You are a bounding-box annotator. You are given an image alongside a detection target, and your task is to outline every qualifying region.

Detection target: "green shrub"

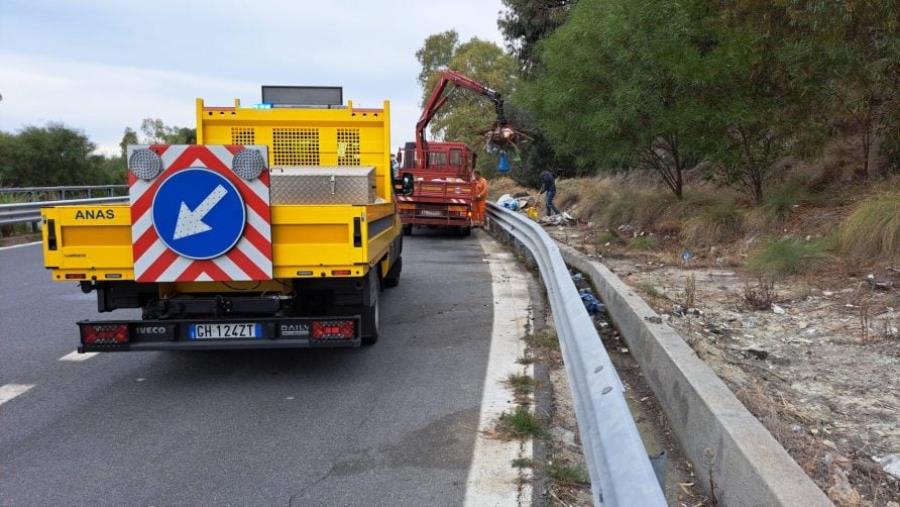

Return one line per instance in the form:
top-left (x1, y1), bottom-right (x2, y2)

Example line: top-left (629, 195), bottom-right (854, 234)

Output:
top-left (629, 236), bottom-right (657, 250)
top-left (746, 237), bottom-right (829, 276)
top-left (497, 406), bottom-right (545, 439)
top-left (547, 463), bottom-right (590, 486)
top-left (762, 179), bottom-right (809, 220)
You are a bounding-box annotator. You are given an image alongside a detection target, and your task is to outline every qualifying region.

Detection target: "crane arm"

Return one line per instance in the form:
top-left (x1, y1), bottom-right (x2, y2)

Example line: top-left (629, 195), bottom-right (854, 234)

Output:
top-left (415, 70), bottom-right (506, 166)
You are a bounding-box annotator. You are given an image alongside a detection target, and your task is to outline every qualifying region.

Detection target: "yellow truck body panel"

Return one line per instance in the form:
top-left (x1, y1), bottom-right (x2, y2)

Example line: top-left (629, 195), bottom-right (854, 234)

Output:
top-left (42, 98), bottom-right (401, 286)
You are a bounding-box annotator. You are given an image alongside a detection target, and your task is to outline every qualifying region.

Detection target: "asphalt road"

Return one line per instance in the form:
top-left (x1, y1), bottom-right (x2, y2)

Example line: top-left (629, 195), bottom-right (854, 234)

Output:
top-left (0, 232), bottom-right (495, 506)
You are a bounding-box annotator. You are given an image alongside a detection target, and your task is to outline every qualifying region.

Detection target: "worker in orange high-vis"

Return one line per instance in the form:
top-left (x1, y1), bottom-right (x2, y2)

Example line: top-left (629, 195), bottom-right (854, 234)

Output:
top-left (473, 170), bottom-right (489, 227)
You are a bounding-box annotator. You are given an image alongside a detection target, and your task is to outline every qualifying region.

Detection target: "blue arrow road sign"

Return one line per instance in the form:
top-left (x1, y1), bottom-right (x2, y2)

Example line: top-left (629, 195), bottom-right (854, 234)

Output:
top-left (152, 168), bottom-right (246, 260)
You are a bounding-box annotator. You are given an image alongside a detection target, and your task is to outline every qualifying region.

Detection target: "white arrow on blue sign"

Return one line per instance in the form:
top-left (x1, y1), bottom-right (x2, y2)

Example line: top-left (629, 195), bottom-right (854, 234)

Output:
top-left (151, 168), bottom-right (246, 260)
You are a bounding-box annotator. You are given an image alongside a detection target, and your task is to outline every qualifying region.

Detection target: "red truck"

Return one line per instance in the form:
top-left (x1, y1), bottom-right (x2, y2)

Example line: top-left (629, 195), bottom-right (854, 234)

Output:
top-left (395, 70), bottom-right (510, 236)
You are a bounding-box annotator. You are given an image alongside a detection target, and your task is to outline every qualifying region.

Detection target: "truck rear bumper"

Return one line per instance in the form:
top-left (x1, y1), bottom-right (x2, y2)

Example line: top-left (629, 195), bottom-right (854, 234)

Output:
top-left (400, 217), bottom-right (471, 227)
top-left (77, 315), bottom-right (362, 352)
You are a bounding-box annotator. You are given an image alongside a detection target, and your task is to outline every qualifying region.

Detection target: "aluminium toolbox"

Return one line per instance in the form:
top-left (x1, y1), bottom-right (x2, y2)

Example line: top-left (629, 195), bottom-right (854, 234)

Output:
top-left (270, 166), bottom-right (376, 205)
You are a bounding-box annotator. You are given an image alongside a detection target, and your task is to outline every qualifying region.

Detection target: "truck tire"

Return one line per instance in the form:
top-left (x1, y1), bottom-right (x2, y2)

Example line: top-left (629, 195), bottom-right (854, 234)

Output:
top-left (403, 224), bottom-right (413, 236)
top-left (383, 257), bottom-right (401, 288)
top-left (459, 226), bottom-right (472, 237)
top-left (361, 290), bottom-right (380, 346)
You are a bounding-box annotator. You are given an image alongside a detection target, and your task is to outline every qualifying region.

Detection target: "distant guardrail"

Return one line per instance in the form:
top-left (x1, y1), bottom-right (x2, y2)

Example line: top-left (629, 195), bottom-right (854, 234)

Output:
top-left (0, 195), bottom-right (128, 227)
top-left (0, 185), bottom-right (126, 201)
top-left (486, 202), bottom-right (666, 507)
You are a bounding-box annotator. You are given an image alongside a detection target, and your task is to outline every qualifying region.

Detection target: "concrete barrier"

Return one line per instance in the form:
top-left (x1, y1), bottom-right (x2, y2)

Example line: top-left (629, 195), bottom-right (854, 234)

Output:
top-left (558, 243), bottom-right (832, 507)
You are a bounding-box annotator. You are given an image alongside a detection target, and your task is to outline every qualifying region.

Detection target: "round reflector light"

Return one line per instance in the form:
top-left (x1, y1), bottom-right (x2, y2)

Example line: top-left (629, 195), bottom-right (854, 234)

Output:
top-left (128, 148), bottom-right (162, 180)
top-left (232, 149), bottom-right (266, 180)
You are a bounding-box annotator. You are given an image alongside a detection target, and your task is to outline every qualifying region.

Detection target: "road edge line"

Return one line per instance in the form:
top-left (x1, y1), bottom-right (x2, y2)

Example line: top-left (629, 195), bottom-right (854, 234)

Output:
top-left (463, 232), bottom-right (533, 507)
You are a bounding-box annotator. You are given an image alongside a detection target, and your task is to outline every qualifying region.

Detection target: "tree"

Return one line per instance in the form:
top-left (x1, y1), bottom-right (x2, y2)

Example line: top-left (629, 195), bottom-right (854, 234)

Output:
top-left (139, 118), bottom-right (195, 145)
top-left (119, 127), bottom-right (138, 158)
top-left (498, 0), bottom-right (575, 74)
top-left (0, 124), bottom-right (126, 187)
top-left (814, 1), bottom-right (900, 179)
top-left (703, 2), bottom-right (829, 203)
top-left (415, 30), bottom-right (459, 90)
top-left (519, 0), bottom-right (715, 198)
top-left (416, 35), bottom-right (519, 175)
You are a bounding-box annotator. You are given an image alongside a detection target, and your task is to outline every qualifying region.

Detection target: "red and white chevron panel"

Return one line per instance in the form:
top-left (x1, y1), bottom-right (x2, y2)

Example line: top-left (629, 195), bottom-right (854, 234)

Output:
top-left (128, 145), bottom-right (273, 282)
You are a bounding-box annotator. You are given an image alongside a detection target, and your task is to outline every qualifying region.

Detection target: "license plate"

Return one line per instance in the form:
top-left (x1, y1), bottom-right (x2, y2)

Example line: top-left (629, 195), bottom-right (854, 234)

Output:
top-left (189, 323), bottom-right (262, 340)
top-left (421, 210), bottom-right (443, 217)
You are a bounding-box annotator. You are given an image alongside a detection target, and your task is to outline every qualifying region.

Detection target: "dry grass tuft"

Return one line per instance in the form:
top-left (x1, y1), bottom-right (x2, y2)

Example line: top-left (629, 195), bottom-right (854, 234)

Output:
top-left (681, 199), bottom-right (745, 247)
top-left (837, 187), bottom-right (900, 266)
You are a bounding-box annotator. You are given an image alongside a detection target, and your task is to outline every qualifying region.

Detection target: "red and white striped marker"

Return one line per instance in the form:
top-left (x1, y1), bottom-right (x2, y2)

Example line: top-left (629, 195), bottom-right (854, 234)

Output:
top-left (128, 145), bottom-right (273, 282)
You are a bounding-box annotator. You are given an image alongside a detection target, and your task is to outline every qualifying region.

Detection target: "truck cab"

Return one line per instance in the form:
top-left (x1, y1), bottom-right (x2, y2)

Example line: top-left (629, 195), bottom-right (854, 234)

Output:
top-left (395, 141), bottom-right (476, 235)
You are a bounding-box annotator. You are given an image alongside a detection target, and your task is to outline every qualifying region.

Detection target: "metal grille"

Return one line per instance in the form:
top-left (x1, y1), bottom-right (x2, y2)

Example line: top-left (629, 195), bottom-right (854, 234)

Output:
top-left (336, 128), bottom-right (361, 166)
top-left (273, 128), bottom-right (319, 166)
top-left (231, 127), bottom-right (255, 145)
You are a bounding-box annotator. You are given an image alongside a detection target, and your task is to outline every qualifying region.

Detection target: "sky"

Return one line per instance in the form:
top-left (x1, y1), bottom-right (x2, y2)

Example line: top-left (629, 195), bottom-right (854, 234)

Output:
top-left (0, 0), bottom-right (506, 156)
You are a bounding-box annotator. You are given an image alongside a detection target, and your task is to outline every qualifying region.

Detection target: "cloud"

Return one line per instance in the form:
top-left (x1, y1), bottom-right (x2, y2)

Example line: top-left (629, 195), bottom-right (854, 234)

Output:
top-left (0, 0), bottom-right (506, 156)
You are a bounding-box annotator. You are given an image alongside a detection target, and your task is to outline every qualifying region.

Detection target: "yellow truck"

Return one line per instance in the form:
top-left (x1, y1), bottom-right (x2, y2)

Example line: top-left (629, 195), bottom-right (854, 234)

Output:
top-left (41, 86), bottom-right (407, 351)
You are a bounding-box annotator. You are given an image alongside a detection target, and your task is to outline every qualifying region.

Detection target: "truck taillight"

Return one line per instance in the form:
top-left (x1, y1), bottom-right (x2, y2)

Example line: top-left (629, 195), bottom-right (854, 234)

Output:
top-left (311, 320), bottom-right (355, 341)
top-left (82, 324), bottom-right (129, 344)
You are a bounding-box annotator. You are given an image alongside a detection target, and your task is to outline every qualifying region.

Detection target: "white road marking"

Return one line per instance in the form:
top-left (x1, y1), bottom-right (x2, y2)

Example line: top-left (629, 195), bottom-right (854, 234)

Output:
top-left (0, 384), bottom-right (34, 406)
top-left (0, 241), bottom-right (41, 252)
top-left (59, 350), bottom-right (98, 362)
top-left (465, 233), bottom-right (533, 507)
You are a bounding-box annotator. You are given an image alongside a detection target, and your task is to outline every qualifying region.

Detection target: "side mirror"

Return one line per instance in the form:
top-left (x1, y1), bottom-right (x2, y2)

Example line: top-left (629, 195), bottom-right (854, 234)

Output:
top-left (393, 172), bottom-right (414, 196)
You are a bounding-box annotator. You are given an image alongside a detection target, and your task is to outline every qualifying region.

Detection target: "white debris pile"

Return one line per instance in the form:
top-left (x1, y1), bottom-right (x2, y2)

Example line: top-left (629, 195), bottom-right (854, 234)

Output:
top-left (496, 193), bottom-right (535, 211)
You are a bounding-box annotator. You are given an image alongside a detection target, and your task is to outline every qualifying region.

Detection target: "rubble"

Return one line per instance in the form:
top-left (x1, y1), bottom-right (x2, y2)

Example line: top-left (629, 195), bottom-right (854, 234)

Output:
top-left (547, 225), bottom-right (900, 503)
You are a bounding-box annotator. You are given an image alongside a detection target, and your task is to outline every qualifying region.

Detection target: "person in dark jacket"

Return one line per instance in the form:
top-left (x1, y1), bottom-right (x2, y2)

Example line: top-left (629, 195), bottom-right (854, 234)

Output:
top-left (538, 169), bottom-right (560, 216)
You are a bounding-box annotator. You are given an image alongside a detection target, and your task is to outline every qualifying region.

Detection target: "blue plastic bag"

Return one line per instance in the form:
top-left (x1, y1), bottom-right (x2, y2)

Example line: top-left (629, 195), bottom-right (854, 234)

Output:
top-left (579, 288), bottom-right (605, 315)
top-left (497, 151), bottom-right (510, 173)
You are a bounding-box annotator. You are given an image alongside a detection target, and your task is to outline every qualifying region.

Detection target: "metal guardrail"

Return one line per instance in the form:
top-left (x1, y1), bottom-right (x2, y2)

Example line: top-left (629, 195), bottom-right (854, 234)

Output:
top-left (487, 203), bottom-right (667, 507)
top-left (0, 196), bottom-right (128, 227)
top-left (0, 185), bottom-right (126, 200)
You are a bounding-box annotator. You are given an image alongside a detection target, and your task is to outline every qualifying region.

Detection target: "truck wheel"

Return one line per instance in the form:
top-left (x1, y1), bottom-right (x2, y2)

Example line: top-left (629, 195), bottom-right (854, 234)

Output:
top-left (383, 257), bottom-right (401, 288)
top-left (459, 226), bottom-right (472, 237)
top-left (361, 291), bottom-right (380, 346)
top-left (403, 224), bottom-right (413, 236)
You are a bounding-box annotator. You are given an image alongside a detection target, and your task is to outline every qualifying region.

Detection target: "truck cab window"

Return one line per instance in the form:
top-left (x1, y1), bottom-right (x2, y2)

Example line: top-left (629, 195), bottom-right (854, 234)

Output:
top-left (450, 149), bottom-right (462, 167)
top-left (428, 151), bottom-right (447, 167)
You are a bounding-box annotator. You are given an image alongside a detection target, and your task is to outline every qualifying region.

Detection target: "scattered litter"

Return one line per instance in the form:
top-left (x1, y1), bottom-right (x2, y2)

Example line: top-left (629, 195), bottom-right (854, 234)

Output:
top-left (772, 304), bottom-right (786, 315)
top-left (571, 272), bottom-right (584, 283)
top-left (682, 250), bottom-right (694, 262)
top-left (497, 194), bottom-right (518, 210)
top-left (867, 274), bottom-right (894, 291)
top-left (874, 454), bottom-right (900, 480)
top-left (539, 211), bottom-right (575, 226)
top-left (580, 289), bottom-right (604, 315)
top-left (645, 315), bottom-right (663, 324)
